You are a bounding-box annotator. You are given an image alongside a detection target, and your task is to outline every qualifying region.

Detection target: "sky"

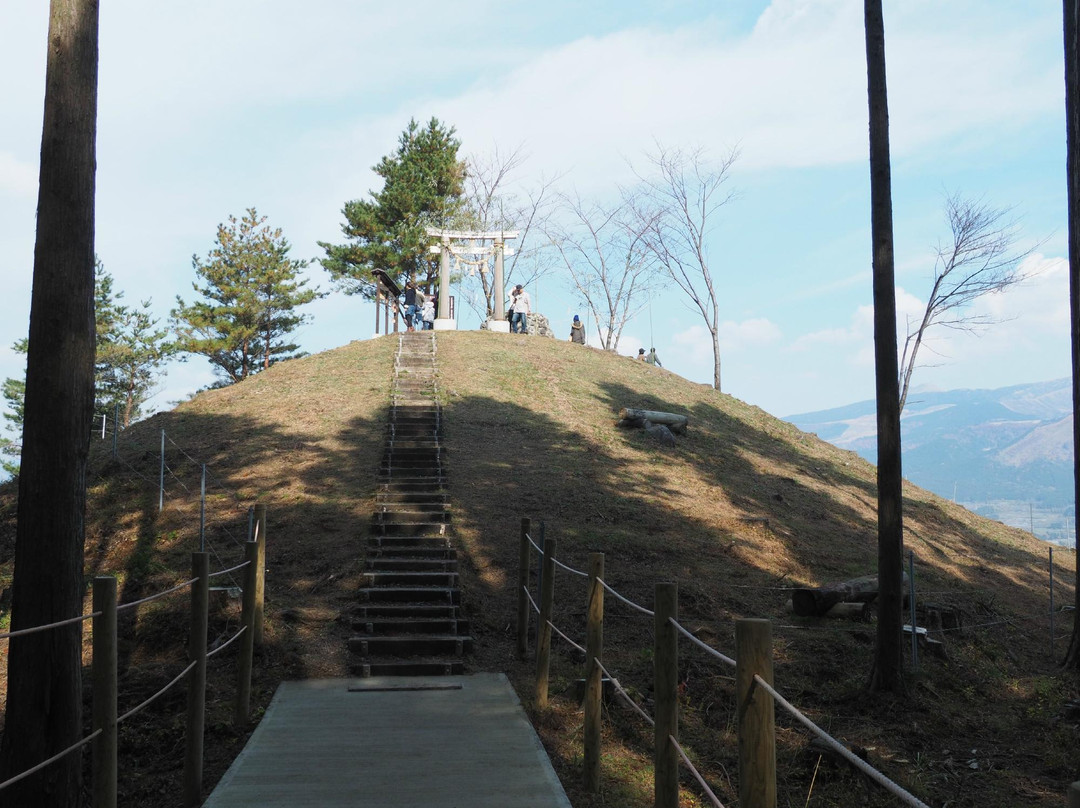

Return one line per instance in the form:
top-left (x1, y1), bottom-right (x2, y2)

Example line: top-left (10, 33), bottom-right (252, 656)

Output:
top-left (0, 0), bottom-right (1071, 425)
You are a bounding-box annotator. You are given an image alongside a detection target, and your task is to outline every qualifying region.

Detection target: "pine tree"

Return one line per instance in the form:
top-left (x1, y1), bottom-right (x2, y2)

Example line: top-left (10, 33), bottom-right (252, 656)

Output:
top-left (172, 208), bottom-right (322, 384)
top-left (319, 117), bottom-right (466, 297)
top-left (0, 339), bottom-right (27, 477)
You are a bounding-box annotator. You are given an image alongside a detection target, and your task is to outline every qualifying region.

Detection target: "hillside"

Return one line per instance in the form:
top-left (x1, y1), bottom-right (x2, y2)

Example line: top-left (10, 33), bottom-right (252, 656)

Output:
top-left (0, 332), bottom-right (1077, 807)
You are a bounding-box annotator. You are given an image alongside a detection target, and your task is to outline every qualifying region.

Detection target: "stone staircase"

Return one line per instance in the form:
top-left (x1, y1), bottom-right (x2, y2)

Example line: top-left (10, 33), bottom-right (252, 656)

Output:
top-left (349, 331), bottom-right (473, 676)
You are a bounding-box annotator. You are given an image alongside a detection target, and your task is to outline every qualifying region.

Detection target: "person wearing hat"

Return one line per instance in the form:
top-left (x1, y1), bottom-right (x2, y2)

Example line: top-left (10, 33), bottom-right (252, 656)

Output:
top-left (637, 348), bottom-right (647, 361)
top-left (569, 314), bottom-right (586, 344)
top-left (510, 283), bottom-right (531, 334)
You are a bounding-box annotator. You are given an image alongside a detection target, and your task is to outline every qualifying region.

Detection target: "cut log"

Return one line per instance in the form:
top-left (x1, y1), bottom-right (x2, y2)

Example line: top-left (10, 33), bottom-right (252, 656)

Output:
top-left (791, 573), bottom-right (908, 618)
top-left (618, 408), bottom-right (688, 434)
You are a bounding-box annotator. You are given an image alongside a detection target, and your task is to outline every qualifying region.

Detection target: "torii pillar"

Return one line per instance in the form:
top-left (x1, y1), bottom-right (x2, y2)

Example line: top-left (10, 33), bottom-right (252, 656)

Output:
top-left (434, 235), bottom-right (456, 330)
top-left (489, 234), bottom-right (510, 333)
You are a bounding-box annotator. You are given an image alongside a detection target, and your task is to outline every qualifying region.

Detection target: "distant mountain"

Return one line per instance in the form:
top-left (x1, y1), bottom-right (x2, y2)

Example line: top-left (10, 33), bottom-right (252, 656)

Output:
top-left (786, 378), bottom-right (1075, 508)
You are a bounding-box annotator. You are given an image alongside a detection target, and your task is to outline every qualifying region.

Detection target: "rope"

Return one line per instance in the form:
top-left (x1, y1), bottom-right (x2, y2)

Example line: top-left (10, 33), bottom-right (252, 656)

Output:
top-left (554, 556), bottom-right (589, 578)
top-left (209, 560), bottom-right (250, 579)
top-left (0, 611), bottom-right (99, 641)
top-left (547, 620), bottom-right (586, 655)
top-left (753, 674), bottom-right (932, 808)
top-left (117, 659), bottom-right (198, 725)
top-left (524, 586), bottom-right (540, 615)
top-left (670, 618), bottom-right (736, 669)
top-left (526, 533), bottom-right (542, 555)
top-left (595, 658), bottom-right (655, 727)
top-left (207, 625), bottom-right (246, 659)
top-left (597, 578), bottom-right (655, 617)
top-left (116, 578), bottom-right (198, 613)
top-left (671, 734), bottom-right (727, 808)
top-left (0, 729), bottom-right (102, 792)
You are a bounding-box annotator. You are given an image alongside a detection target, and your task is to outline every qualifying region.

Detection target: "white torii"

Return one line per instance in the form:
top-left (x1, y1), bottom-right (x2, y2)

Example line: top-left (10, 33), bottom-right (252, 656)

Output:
top-left (426, 228), bottom-right (519, 330)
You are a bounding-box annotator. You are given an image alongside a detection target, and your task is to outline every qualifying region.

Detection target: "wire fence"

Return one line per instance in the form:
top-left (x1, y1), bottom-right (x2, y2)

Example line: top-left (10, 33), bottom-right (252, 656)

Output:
top-left (514, 515), bottom-right (1070, 808)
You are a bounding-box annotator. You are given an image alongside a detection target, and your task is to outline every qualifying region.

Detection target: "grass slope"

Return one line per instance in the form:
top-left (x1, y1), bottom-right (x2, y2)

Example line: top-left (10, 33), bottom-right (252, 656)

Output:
top-left (0, 330), bottom-right (1076, 807)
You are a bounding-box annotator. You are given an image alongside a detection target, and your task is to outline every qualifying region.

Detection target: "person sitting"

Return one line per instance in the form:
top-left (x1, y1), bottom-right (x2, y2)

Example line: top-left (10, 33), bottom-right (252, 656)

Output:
top-left (637, 348), bottom-right (647, 361)
top-left (646, 348), bottom-right (662, 367)
top-left (569, 315), bottom-right (586, 344)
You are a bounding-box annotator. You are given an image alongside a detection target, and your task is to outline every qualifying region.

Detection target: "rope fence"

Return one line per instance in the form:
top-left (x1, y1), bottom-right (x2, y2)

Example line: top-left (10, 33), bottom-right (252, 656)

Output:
top-left (513, 515), bottom-right (1028, 808)
top-left (0, 507), bottom-right (269, 808)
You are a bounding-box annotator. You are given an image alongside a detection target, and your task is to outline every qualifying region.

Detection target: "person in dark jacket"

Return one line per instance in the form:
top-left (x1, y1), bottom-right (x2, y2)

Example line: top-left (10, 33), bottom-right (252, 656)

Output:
top-left (569, 315), bottom-right (586, 344)
top-left (403, 281), bottom-right (418, 331)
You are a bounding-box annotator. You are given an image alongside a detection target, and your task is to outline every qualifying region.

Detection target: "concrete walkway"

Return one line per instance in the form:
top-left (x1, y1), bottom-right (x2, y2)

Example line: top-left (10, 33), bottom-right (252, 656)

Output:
top-left (202, 674), bottom-right (572, 807)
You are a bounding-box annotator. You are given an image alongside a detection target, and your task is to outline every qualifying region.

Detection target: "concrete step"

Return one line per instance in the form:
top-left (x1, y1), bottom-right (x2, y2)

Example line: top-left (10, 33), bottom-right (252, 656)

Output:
top-left (361, 570), bottom-right (459, 587)
top-left (349, 659), bottom-right (465, 677)
top-left (349, 634), bottom-right (474, 656)
top-left (365, 547), bottom-right (457, 562)
top-left (372, 507), bottom-right (451, 522)
top-left (351, 617), bottom-right (470, 635)
top-left (351, 602), bottom-right (461, 619)
top-left (366, 535), bottom-right (453, 550)
top-left (357, 586), bottom-right (460, 604)
top-left (369, 521), bottom-right (448, 537)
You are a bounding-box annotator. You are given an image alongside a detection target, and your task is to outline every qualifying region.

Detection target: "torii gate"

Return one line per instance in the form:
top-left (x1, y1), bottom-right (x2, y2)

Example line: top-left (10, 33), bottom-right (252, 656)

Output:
top-left (426, 228), bottom-right (519, 331)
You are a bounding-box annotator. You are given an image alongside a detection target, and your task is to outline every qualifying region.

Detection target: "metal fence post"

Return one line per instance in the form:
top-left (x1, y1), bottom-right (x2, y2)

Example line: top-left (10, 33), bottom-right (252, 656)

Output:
top-left (737, 618), bottom-right (776, 808)
top-left (235, 541), bottom-right (258, 727)
top-left (517, 517), bottom-right (531, 659)
top-left (535, 535), bottom-right (556, 709)
top-left (93, 576), bottom-right (118, 808)
top-left (159, 429), bottom-right (165, 512)
top-left (654, 583), bottom-right (678, 808)
top-left (184, 552), bottom-right (209, 807)
top-left (253, 504), bottom-right (267, 647)
top-left (583, 552), bottom-right (605, 793)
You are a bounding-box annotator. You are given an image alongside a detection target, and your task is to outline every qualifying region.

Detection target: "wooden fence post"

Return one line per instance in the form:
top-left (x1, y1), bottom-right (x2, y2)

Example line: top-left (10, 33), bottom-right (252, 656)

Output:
top-left (184, 552), bottom-right (209, 808)
top-left (535, 536), bottom-right (557, 708)
top-left (736, 618), bottom-right (776, 808)
top-left (235, 540), bottom-right (258, 727)
top-left (92, 576), bottom-right (118, 808)
top-left (654, 583), bottom-right (679, 808)
top-left (583, 552), bottom-right (605, 793)
top-left (517, 517), bottom-right (532, 659)
top-left (253, 504), bottom-right (267, 647)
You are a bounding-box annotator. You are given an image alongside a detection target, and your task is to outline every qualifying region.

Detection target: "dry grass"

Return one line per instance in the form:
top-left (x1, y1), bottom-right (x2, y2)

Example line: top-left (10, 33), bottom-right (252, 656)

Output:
top-left (0, 330), bottom-right (1077, 807)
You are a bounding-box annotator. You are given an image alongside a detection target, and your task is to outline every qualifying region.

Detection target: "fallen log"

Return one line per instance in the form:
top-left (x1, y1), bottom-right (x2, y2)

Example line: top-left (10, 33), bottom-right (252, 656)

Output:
top-left (617, 408), bottom-right (688, 434)
top-left (791, 573), bottom-right (908, 618)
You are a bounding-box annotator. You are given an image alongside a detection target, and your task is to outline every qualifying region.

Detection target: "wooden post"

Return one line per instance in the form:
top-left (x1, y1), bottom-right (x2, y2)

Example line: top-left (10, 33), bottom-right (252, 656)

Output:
top-left (253, 504), bottom-right (267, 647)
top-left (654, 583), bottom-right (679, 808)
top-left (92, 576), bottom-right (118, 808)
top-left (184, 552), bottom-right (209, 807)
top-left (535, 536), bottom-right (557, 708)
top-left (737, 618), bottom-right (776, 808)
top-left (583, 553), bottom-right (605, 793)
top-left (235, 540), bottom-right (258, 727)
top-left (516, 517), bottom-right (531, 659)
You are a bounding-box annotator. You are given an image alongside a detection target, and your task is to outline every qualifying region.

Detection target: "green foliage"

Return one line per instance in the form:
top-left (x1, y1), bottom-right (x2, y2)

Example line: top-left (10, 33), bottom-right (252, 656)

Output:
top-left (95, 265), bottom-right (174, 426)
top-left (0, 339), bottom-right (27, 477)
top-left (319, 117), bottom-right (466, 299)
top-left (172, 208), bottom-right (323, 385)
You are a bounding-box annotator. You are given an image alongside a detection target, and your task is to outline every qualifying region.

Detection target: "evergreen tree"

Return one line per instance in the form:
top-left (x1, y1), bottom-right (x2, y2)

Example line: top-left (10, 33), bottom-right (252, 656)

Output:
top-left (95, 266), bottom-right (174, 426)
top-left (0, 339), bottom-right (27, 477)
top-left (319, 117), bottom-right (466, 297)
top-left (172, 208), bottom-right (322, 384)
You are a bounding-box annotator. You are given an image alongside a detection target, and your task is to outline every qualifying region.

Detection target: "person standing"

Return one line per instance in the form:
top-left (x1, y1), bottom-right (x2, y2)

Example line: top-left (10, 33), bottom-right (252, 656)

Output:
top-left (510, 283), bottom-right (531, 334)
top-left (403, 280), bottom-right (418, 332)
top-left (421, 298), bottom-right (435, 330)
top-left (569, 315), bottom-right (586, 344)
top-left (646, 348), bottom-right (662, 367)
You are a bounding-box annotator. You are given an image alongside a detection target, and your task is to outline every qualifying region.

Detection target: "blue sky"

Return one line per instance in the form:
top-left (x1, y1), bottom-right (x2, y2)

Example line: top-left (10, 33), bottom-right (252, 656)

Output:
top-left (0, 0), bottom-right (1070, 420)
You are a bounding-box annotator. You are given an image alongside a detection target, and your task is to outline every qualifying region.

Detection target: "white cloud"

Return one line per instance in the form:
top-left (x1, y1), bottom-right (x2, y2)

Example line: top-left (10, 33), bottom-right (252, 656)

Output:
top-left (0, 153), bottom-right (36, 197)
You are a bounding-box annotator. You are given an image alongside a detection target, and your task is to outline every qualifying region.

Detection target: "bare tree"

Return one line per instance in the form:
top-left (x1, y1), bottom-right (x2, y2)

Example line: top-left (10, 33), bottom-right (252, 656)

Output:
top-left (899, 194), bottom-right (1032, 412)
top-left (638, 144), bottom-right (738, 390)
top-left (0, 0), bottom-right (99, 804)
top-left (864, 0), bottom-right (905, 695)
top-left (546, 192), bottom-right (658, 351)
top-left (460, 146), bottom-right (559, 320)
top-left (1062, 0), bottom-right (1080, 670)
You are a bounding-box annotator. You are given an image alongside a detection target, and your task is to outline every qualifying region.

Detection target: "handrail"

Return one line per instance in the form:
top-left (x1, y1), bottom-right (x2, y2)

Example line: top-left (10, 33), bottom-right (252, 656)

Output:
top-left (116, 577), bottom-right (198, 613)
top-left (670, 618), bottom-right (736, 669)
top-left (596, 577), bottom-right (654, 617)
top-left (0, 730), bottom-right (102, 792)
top-left (117, 660), bottom-right (199, 725)
top-left (0, 610), bottom-right (99, 641)
top-left (671, 734), bottom-right (726, 808)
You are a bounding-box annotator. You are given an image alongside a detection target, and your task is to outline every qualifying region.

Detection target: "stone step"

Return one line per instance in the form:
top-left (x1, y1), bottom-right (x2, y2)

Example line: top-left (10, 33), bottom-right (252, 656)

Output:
top-left (370, 521), bottom-right (448, 537)
top-left (357, 586), bottom-right (460, 604)
top-left (365, 546), bottom-right (457, 561)
top-left (365, 558), bottom-right (458, 572)
top-left (372, 507), bottom-right (451, 522)
top-left (361, 570), bottom-right (459, 587)
top-left (349, 634), bottom-right (473, 657)
top-left (366, 535), bottom-right (453, 550)
top-left (376, 493), bottom-right (448, 505)
top-left (349, 659), bottom-right (465, 677)
top-left (376, 482), bottom-right (446, 494)
top-left (351, 617), bottom-right (470, 635)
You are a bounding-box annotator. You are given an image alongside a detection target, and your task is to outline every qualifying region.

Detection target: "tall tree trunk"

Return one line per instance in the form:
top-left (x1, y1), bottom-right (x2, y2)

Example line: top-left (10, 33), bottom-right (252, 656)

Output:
top-left (0, 1), bottom-right (99, 805)
top-left (711, 296), bottom-right (721, 391)
top-left (864, 0), bottom-right (905, 693)
top-left (1062, 0), bottom-right (1080, 669)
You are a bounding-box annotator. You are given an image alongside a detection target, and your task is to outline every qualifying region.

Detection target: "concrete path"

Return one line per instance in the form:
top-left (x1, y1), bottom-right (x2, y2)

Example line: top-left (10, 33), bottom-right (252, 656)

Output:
top-left (202, 674), bottom-right (572, 807)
